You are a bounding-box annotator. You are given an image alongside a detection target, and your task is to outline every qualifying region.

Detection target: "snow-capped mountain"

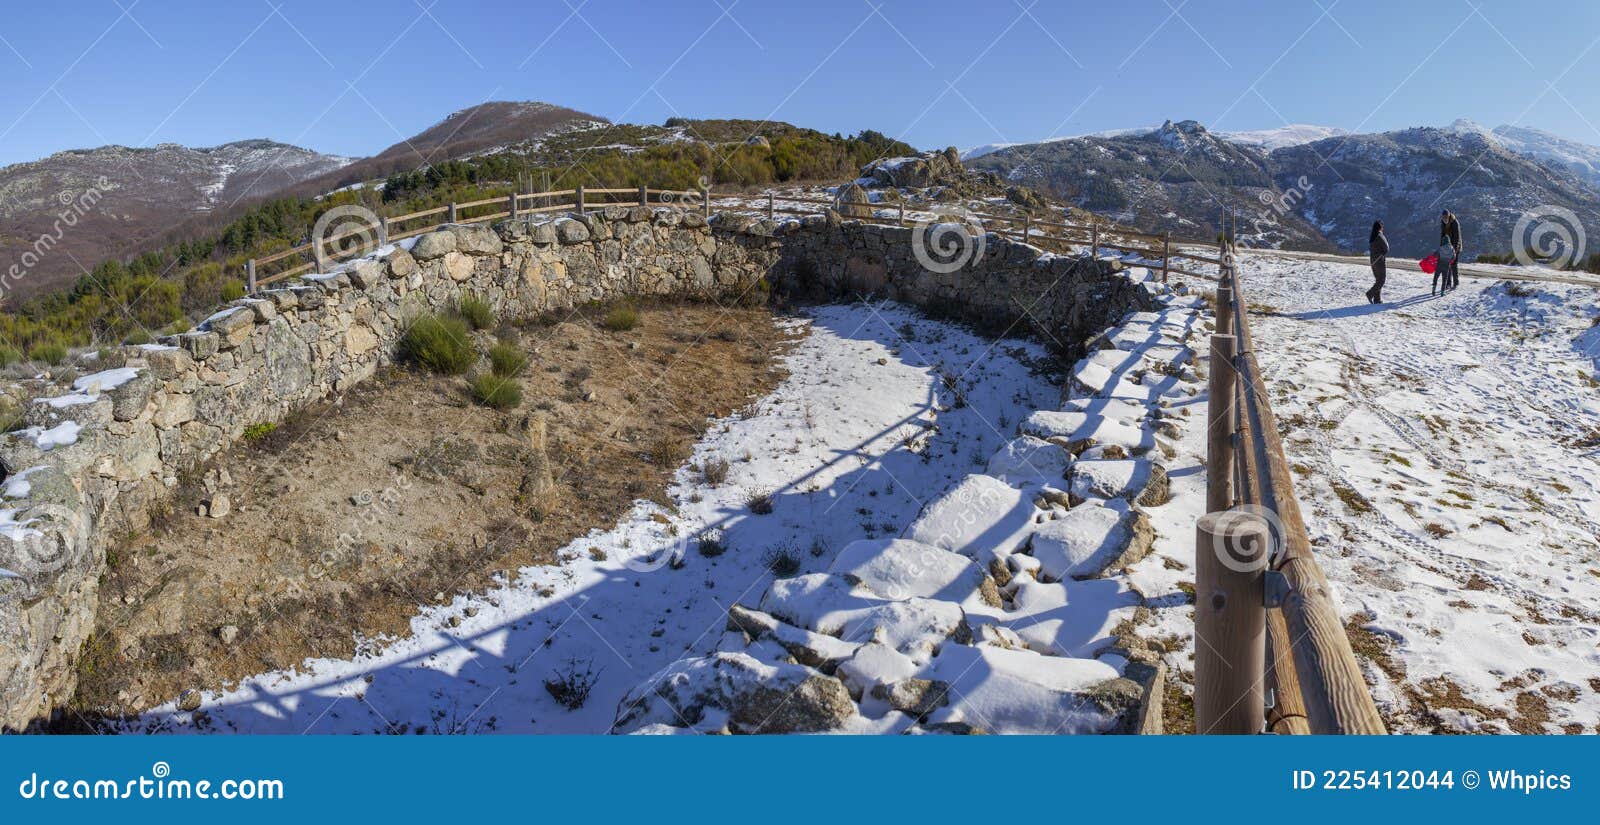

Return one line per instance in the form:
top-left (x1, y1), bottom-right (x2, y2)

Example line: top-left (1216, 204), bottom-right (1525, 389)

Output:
top-left (967, 117), bottom-right (1600, 257)
top-left (1217, 124), bottom-right (1349, 151)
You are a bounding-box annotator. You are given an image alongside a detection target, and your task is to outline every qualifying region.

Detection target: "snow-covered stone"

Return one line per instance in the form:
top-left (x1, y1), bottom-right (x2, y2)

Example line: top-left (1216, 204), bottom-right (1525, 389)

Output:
top-left (612, 652), bottom-right (858, 734)
top-left (984, 435), bottom-right (1071, 486)
top-left (828, 538), bottom-right (1000, 608)
top-left (757, 574), bottom-right (970, 663)
top-left (918, 644), bottom-right (1128, 734)
top-left (1020, 410), bottom-right (1155, 456)
top-left (903, 473), bottom-right (1038, 569)
top-left (1026, 500), bottom-right (1154, 581)
top-left (1069, 458), bottom-right (1170, 506)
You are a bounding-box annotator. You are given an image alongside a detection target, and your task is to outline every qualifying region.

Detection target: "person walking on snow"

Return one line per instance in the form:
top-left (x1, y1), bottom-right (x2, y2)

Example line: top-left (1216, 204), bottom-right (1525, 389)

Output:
top-left (1366, 220), bottom-right (1388, 303)
top-left (1440, 210), bottom-right (1462, 292)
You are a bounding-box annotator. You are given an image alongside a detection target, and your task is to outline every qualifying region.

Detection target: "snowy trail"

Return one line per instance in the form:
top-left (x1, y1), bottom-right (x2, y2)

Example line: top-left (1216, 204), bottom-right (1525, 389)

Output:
top-left (125, 303), bottom-right (1066, 734)
top-left (1240, 254), bottom-right (1600, 733)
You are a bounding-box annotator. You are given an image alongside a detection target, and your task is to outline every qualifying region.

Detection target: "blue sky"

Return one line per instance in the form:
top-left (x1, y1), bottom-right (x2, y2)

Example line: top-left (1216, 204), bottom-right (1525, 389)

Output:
top-left (1, 0), bottom-right (1599, 166)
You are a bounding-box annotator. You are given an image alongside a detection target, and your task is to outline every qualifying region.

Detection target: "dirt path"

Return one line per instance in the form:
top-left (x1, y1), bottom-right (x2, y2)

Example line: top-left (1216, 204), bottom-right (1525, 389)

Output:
top-left (66, 302), bottom-right (799, 724)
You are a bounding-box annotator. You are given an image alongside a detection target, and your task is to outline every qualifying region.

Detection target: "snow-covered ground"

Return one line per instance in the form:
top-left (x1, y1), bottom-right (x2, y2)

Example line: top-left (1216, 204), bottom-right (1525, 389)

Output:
top-left (1238, 255), bottom-right (1600, 733)
top-left (123, 272), bottom-right (1210, 734)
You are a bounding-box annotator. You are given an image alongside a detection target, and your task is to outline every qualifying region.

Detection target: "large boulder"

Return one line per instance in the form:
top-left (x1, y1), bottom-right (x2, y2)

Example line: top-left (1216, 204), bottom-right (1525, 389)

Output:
top-left (612, 652), bottom-right (857, 734)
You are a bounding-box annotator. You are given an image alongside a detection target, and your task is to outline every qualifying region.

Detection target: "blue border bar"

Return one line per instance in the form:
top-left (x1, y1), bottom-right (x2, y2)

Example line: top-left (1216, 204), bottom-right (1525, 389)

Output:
top-left (1, 736), bottom-right (1592, 821)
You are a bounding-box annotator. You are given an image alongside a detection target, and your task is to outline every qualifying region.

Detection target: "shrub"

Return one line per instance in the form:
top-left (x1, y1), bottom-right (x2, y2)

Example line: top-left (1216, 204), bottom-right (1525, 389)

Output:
top-left (488, 343), bottom-right (528, 377)
top-left (398, 314), bottom-right (475, 374)
top-left (544, 658), bottom-right (601, 710)
top-left (646, 436), bottom-right (689, 467)
top-left (0, 346), bottom-right (19, 367)
top-left (701, 456), bottom-right (730, 485)
top-left (746, 488), bottom-right (774, 515)
top-left (457, 292), bottom-right (495, 330)
top-left (29, 342), bottom-right (68, 365)
top-left (696, 528), bottom-right (727, 557)
top-left (220, 279), bottom-right (247, 302)
top-left (243, 422), bottom-right (277, 440)
top-left (763, 547), bottom-right (801, 577)
top-left (123, 328), bottom-right (153, 345)
top-left (602, 305), bottom-right (638, 332)
top-left (472, 373), bottom-right (523, 410)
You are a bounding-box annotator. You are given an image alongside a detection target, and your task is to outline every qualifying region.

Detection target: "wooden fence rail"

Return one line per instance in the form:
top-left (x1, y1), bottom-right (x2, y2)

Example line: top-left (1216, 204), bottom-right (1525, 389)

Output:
top-left (1197, 243), bottom-right (1387, 735)
top-left (247, 184), bottom-right (1224, 290)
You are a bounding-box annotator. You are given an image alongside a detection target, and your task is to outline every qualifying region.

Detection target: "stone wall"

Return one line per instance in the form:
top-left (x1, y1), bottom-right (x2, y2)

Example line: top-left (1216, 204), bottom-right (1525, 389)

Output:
top-left (0, 206), bottom-right (1152, 730)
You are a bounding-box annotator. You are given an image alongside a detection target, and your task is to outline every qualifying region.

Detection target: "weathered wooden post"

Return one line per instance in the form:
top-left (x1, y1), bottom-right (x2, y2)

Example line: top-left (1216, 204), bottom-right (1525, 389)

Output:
top-left (1161, 232), bottom-right (1171, 282)
top-left (638, 185), bottom-right (649, 208)
top-left (378, 215), bottom-right (389, 246)
top-left (1090, 220), bottom-right (1099, 257)
top-left (246, 258), bottom-right (256, 294)
top-left (1207, 333), bottom-right (1238, 514)
top-left (575, 185), bottom-right (585, 215)
top-left (768, 191), bottom-right (775, 221)
top-left (897, 200), bottom-right (906, 226)
top-left (1022, 213), bottom-right (1032, 243)
top-left (1195, 510), bottom-right (1268, 734)
top-left (509, 191), bottom-right (518, 219)
top-left (448, 201), bottom-right (458, 224)
top-left (702, 185), bottom-right (711, 218)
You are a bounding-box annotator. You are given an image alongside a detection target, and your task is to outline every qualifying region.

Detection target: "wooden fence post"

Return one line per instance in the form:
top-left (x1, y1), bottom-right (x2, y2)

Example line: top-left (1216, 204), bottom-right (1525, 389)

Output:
top-left (378, 215), bottom-right (389, 246)
top-left (246, 258), bottom-right (257, 294)
top-left (1161, 232), bottom-right (1171, 282)
top-left (639, 185), bottom-right (649, 208)
top-left (768, 191), bottom-right (775, 221)
top-left (1022, 213), bottom-right (1032, 243)
top-left (898, 200), bottom-right (906, 226)
top-left (1090, 220), bottom-right (1099, 257)
top-left (509, 191), bottom-right (518, 220)
top-left (702, 185), bottom-right (711, 218)
top-left (575, 185), bottom-right (585, 215)
top-left (1207, 333), bottom-right (1238, 514)
top-left (448, 202), bottom-right (458, 223)
top-left (1195, 510), bottom-right (1268, 734)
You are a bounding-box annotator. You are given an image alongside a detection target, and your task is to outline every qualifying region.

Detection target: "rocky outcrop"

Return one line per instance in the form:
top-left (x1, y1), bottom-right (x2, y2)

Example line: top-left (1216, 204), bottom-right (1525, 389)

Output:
top-left (862, 147), bottom-right (965, 189)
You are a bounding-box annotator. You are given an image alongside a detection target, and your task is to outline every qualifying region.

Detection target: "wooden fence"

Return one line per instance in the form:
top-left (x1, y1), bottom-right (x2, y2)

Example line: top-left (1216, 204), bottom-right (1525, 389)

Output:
top-left (245, 184), bottom-right (1226, 291)
top-left (1197, 243), bottom-right (1387, 735)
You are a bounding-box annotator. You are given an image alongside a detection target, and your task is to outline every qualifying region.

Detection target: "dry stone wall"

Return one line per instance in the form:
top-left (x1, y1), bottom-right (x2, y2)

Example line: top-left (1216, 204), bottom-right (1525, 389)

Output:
top-left (0, 205), bottom-right (1153, 730)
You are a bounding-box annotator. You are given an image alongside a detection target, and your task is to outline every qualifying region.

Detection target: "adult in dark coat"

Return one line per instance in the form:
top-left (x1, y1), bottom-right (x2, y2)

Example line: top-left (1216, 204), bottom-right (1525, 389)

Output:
top-left (1440, 210), bottom-right (1462, 291)
top-left (1366, 220), bottom-right (1388, 303)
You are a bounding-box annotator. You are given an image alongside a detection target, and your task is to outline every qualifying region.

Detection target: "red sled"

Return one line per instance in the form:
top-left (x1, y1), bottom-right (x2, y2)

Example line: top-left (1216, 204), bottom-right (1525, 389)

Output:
top-left (1419, 253), bottom-right (1438, 274)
